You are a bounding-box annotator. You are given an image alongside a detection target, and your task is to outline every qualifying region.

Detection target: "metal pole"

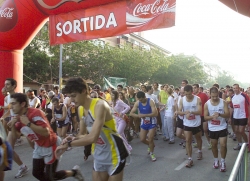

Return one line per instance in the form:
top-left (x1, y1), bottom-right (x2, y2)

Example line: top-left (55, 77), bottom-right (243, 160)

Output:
top-left (59, 44), bottom-right (63, 91)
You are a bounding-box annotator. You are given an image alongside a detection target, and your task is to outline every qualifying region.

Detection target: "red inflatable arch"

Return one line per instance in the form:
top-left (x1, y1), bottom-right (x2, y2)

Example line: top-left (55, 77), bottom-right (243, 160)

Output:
top-left (0, 0), bottom-right (120, 96)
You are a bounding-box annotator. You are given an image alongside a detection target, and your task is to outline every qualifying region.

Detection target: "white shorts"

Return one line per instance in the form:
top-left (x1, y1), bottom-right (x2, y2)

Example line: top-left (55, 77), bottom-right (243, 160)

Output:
top-left (33, 137), bottom-right (62, 164)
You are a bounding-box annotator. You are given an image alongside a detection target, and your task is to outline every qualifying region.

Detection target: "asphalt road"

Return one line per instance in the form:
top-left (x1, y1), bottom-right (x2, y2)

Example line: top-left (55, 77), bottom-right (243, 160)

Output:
top-left (4, 128), bottom-right (248, 181)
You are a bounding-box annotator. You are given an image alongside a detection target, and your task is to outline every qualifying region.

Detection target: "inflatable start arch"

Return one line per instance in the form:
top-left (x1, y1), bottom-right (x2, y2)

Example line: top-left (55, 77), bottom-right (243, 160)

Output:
top-left (0, 0), bottom-right (125, 94)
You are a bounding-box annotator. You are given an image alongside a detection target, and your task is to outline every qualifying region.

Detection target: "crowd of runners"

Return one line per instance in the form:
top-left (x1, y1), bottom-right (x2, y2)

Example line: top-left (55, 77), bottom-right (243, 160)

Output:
top-left (0, 77), bottom-right (249, 181)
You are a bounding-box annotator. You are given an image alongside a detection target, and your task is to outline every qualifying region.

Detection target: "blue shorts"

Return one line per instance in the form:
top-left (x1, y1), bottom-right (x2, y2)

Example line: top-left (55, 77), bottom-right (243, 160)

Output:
top-left (141, 123), bottom-right (156, 130)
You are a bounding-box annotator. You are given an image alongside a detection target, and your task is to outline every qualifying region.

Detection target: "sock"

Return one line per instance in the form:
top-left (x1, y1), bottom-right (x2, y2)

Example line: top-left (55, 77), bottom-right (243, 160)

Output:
top-left (214, 158), bottom-right (218, 162)
top-left (188, 157), bottom-right (192, 160)
top-left (20, 164), bottom-right (26, 168)
top-left (198, 150), bottom-right (201, 153)
top-left (150, 152), bottom-right (153, 155)
top-left (221, 158), bottom-right (225, 163)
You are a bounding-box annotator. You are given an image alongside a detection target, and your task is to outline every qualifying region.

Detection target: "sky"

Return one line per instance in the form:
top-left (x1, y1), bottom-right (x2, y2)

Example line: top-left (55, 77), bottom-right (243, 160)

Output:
top-left (144, 0), bottom-right (250, 83)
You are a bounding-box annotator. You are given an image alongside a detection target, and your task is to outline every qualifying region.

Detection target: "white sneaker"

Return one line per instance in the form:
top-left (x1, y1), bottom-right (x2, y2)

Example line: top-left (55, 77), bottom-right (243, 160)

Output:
top-left (15, 165), bottom-right (29, 178)
top-left (72, 165), bottom-right (84, 181)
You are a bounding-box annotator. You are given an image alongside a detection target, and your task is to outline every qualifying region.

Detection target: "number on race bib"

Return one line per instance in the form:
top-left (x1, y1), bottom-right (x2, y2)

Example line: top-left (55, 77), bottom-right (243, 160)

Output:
top-left (211, 120), bottom-right (220, 125)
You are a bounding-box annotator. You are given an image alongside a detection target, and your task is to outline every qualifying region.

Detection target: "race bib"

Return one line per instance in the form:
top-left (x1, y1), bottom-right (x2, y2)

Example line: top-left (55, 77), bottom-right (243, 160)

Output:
top-left (20, 126), bottom-right (38, 142)
top-left (233, 104), bottom-right (240, 108)
top-left (211, 120), bottom-right (220, 125)
top-left (188, 114), bottom-right (195, 120)
top-left (143, 117), bottom-right (151, 124)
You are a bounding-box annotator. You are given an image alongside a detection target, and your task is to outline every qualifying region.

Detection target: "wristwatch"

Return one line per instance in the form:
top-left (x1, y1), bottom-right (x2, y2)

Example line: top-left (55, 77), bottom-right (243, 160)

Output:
top-left (67, 140), bottom-right (72, 148)
top-left (26, 122), bottom-right (31, 127)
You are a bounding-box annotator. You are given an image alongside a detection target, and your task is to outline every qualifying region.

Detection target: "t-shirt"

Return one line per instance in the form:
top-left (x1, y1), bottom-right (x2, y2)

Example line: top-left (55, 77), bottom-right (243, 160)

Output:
top-left (196, 92), bottom-right (209, 116)
top-left (165, 96), bottom-right (175, 117)
top-left (153, 90), bottom-right (160, 97)
top-left (19, 108), bottom-right (57, 147)
top-left (159, 90), bottom-right (168, 104)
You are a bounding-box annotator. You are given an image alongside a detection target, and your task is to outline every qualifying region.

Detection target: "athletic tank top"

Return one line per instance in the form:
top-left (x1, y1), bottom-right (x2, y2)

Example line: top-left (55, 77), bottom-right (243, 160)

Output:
top-left (231, 93), bottom-right (249, 119)
top-left (182, 95), bottom-right (201, 127)
top-left (207, 98), bottom-right (227, 131)
top-left (29, 97), bottom-right (39, 108)
top-left (54, 104), bottom-right (64, 120)
top-left (79, 98), bottom-right (128, 165)
top-left (138, 98), bottom-right (157, 124)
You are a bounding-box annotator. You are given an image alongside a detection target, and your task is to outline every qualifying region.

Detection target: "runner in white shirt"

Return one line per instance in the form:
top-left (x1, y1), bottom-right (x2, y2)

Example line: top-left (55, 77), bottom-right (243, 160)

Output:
top-left (145, 86), bottom-right (165, 140)
top-left (164, 88), bottom-right (176, 144)
top-left (175, 87), bottom-right (186, 147)
top-left (204, 87), bottom-right (229, 172)
top-left (177, 85), bottom-right (202, 168)
top-left (229, 83), bottom-right (250, 150)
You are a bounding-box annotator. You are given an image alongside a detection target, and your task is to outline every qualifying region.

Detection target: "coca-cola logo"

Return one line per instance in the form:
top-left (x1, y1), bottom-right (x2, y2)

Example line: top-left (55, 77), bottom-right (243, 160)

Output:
top-left (36, 0), bottom-right (84, 9)
top-left (0, 7), bottom-right (14, 18)
top-left (132, 0), bottom-right (175, 17)
top-left (0, 0), bottom-right (18, 32)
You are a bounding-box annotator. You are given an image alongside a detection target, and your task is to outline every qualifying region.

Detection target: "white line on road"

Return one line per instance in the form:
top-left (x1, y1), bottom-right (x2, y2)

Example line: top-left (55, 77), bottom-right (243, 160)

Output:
top-left (174, 160), bottom-right (187, 170)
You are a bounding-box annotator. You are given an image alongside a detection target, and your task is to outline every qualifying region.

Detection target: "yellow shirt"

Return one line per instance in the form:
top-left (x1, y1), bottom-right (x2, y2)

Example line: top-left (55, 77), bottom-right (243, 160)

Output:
top-left (105, 93), bottom-right (111, 102)
top-left (159, 90), bottom-right (169, 104)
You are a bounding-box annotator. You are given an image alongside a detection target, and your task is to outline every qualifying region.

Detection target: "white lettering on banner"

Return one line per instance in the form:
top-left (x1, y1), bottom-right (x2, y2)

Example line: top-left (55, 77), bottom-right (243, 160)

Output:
top-left (56, 12), bottom-right (117, 37)
top-left (133, 0), bottom-right (174, 17)
top-left (0, 8), bottom-right (14, 19)
top-left (37, 0), bottom-right (83, 9)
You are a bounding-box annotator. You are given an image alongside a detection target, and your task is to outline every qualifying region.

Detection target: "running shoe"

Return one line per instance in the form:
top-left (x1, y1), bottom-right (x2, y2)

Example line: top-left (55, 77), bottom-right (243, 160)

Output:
top-left (15, 165), bottom-right (29, 178)
top-left (233, 144), bottom-right (241, 150)
top-left (220, 162), bottom-right (226, 172)
top-left (150, 154), bottom-right (156, 162)
top-left (185, 159), bottom-right (193, 168)
top-left (197, 152), bottom-right (203, 160)
top-left (213, 160), bottom-right (219, 169)
top-left (72, 165), bottom-right (84, 181)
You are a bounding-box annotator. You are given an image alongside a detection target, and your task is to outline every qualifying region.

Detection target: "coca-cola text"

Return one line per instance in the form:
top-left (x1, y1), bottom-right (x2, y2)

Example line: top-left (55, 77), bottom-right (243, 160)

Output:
top-left (133, 0), bottom-right (175, 17)
top-left (0, 7), bottom-right (14, 18)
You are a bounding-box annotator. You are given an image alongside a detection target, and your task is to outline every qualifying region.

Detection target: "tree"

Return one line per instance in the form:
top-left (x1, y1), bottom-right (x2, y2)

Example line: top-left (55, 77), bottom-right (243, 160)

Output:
top-left (160, 54), bottom-right (208, 86)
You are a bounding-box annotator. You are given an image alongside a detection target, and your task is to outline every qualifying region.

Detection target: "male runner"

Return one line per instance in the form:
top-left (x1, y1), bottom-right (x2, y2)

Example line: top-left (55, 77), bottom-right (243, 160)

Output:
top-left (177, 85), bottom-right (203, 168)
top-left (130, 91), bottom-right (158, 161)
top-left (55, 77), bottom-right (129, 181)
top-left (0, 78), bottom-right (28, 178)
top-left (204, 87), bottom-right (229, 172)
top-left (8, 93), bottom-right (83, 181)
top-left (229, 84), bottom-right (250, 150)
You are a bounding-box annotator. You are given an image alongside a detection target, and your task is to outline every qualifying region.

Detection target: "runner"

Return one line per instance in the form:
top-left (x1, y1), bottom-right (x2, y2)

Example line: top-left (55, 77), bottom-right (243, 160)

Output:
top-left (8, 93), bottom-right (83, 181)
top-left (177, 85), bottom-right (203, 168)
top-left (163, 87), bottom-right (176, 144)
top-left (229, 84), bottom-right (250, 150)
top-left (204, 87), bottom-right (229, 172)
top-left (53, 86), bottom-right (64, 103)
top-left (128, 87), bottom-right (140, 137)
top-left (111, 90), bottom-right (132, 152)
top-left (55, 77), bottom-right (129, 181)
top-left (51, 97), bottom-right (69, 139)
top-left (175, 87), bottom-right (186, 147)
top-left (0, 88), bottom-right (9, 134)
top-left (26, 90), bottom-right (40, 108)
top-left (193, 84), bottom-right (210, 149)
top-left (130, 91), bottom-right (158, 162)
top-left (0, 78), bottom-right (29, 178)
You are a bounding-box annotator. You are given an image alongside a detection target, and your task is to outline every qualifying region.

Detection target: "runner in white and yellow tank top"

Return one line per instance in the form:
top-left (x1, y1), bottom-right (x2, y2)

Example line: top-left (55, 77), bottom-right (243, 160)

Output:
top-left (55, 77), bottom-right (129, 181)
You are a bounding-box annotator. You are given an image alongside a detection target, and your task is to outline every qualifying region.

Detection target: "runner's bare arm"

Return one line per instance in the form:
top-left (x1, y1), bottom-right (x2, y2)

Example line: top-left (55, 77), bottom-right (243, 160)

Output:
top-left (129, 101), bottom-right (139, 118)
top-left (177, 98), bottom-right (186, 116)
top-left (204, 103), bottom-right (213, 121)
top-left (59, 93), bottom-right (64, 103)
